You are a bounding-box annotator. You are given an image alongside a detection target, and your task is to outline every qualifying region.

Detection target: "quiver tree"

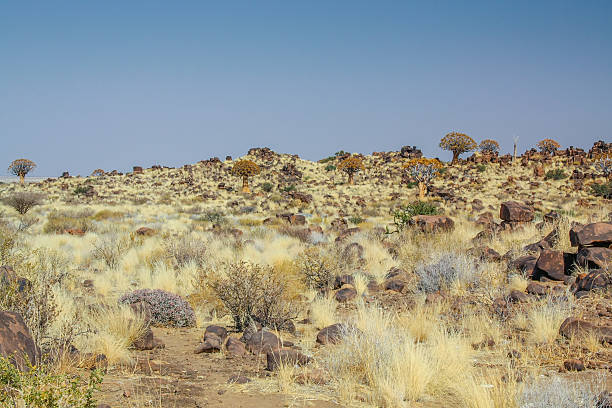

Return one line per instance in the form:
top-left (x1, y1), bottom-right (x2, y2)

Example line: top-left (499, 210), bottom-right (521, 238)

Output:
top-left (595, 152), bottom-right (611, 178)
top-left (537, 139), bottom-right (561, 155)
top-left (479, 139), bottom-right (500, 155)
top-left (8, 159), bottom-right (36, 185)
top-left (231, 160), bottom-right (260, 193)
top-left (403, 158), bottom-right (443, 199)
top-left (439, 132), bottom-right (477, 164)
top-left (337, 156), bottom-right (365, 185)
top-left (91, 169), bottom-right (105, 177)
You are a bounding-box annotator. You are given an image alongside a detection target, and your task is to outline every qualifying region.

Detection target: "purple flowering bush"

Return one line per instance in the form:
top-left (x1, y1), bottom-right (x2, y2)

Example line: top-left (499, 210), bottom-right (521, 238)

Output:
top-left (118, 289), bottom-right (196, 328)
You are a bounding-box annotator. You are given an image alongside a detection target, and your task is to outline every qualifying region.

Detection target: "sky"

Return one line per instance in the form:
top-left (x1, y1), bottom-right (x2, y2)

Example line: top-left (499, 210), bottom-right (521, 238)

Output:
top-left (1, 1), bottom-right (611, 176)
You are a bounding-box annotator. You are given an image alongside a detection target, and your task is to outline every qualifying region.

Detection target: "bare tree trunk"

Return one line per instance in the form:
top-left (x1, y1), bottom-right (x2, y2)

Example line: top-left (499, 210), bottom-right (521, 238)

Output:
top-left (242, 176), bottom-right (250, 193)
top-left (348, 172), bottom-right (354, 185)
top-left (451, 151), bottom-right (459, 164)
top-left (418, 182), bottom-right (427, 199)
top-left (19, 174), bottom-right (24, 185)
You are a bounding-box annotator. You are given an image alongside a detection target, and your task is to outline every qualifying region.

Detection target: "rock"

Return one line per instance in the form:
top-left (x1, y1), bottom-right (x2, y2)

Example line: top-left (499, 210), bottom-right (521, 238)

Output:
top-left (559, 317), bottom-right (612, 343)
top-left (563, 359), bottom-right (585, 372)
top-left (335, 287), bottom-right (357, 302)
top-left (574, 270), bottom-right (610, 292)
top-left (511, 255), bottom-right (538, 278)
top-left (526, 282), bottom-right (548, 296)
top-left (289, 214), bottom-right (306, 225)
top-left (266, 349), bottom-right (310, 371)
top-left (242, 330), bottom-right (282, 354)
top-left (509, 290), bottom-right (529, 303)
top-left (195, 325), bottom-right (229, 353)
top-left (65, 228), bottom-right (85, 236)
top-left (569, 222), bottom-right (612, 247)
top-left (133, 328), bottom-right (165, 351)
top-left (334, 274), bottom-right (355, 289)
top-left (0, 311), bottom-right (39, 369)
top-left (534, 250), bottom-right (566, 281)
top-left (135, 227), bottom-right (156, 236)
top-left (576, 247), bottom-right (612, 270)
top-left (468, 246), bottom-right (501, 262)
top-left (500, 201), bottom-right (534, 222)
top-left (225, 337), bottom-right (248, 357)
top-left (383, 278), bottom-right (407, 293)
top-left (410, 215), bottom-right (455, 232)
top-left (227, 374), bottom-right (251, 384)
top-left (316, 323), bottom-right (347, 345)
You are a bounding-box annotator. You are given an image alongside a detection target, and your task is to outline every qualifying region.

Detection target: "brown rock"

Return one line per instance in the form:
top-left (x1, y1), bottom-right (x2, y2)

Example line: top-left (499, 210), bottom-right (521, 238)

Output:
top-left (225, 337), bottom-right (248, 357)
top-left (266, 349), bottom-right (310, 371)
top-left (576, 247), bottom-right (612, 270)
top-left (526, 282), bottom-right (548, 296)
top-left (574, 270), bottom-right (610, 292)
top-left (559, 317), bottom-right (612, 343)
top-left (335, 287), bottom-right (357, 302)
top-left (133, 327), bottom-right (165, 351)
top-left (500, 201), bottom-right (534, 222)
top-left (563, 359), bottom-right (585, 371)
top-left (509, 289), bottom-right (529, 303)
top-left (511, 255), bottom-right (538, 278)
top-left (569, 222), bottom-right (612, 247)
top-left (0, 311), bottom-right (39, 369)
top-left (135, 227), bottom-right (156, 236)
top-left (410, 215), bottom-right (455, 232)
top-left (242, 330), bottom-right (282, 354)
top-left (316, 323), bottom-right (347, 345)
top-left (535, 250), bottom-right (566, 281)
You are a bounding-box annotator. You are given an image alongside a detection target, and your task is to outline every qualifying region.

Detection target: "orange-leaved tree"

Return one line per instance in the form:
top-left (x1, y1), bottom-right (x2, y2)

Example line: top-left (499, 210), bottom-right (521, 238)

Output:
top-left (537, 139), bottom-right (561, 155)
top-left (439, 132), bottom-right (477, 164)
top-left (337, 156), bottom-right (365, 185)
top-left (479, 139), bottom-right (500, 155)
top-left (8, 159), bottom-right (36, 185)
top-left (231, 160), bottom-right (260, 193)
top-left (403, 158), bottom-right (443, 199)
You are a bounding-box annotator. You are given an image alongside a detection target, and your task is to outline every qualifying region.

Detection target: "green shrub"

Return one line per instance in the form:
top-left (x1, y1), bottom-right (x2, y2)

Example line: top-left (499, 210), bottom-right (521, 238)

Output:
top-left (386, 201), bottom-right (440, 234)
top-left (325, 164), bottom-right (336, 172)
top-left (262, 182), bottom-right (274, 192)
top-left (73, 185), bottom-right (93, 196)
top-left (545, 169), bottom-right (567, 180)
top-left (195, 209), bottom-right (226, 225)
top-left (476, 164), bottom-right (486, 172)
top-left (282, 185), bottom-right (296, 192)
top-left (591, 181), bottom-right (612, 199)
top-left (319, 156), bottom-right (335, 164)
top-left (0, 357), bottom-right (103, 408)
top-left (348, 215), bottom-right (365, 225)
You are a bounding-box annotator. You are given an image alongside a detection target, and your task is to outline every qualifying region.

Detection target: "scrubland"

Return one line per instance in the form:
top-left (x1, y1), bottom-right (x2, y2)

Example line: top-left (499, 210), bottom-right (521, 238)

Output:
top-left (0, 147), bottom-right (610, 407)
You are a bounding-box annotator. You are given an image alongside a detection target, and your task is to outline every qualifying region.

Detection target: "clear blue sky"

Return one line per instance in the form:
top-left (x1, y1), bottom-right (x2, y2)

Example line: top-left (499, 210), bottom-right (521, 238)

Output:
top-left (1, 1), bottom-right (611, 176)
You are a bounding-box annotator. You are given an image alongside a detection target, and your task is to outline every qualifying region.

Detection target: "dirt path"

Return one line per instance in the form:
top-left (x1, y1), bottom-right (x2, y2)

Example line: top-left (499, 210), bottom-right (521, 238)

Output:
top-left (97, 327), bottom-right (340, 407)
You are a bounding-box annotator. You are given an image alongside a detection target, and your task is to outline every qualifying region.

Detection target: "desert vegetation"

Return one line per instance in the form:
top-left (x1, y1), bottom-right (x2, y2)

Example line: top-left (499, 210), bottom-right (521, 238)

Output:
top-left (0, 141), bottom-right (610, 407)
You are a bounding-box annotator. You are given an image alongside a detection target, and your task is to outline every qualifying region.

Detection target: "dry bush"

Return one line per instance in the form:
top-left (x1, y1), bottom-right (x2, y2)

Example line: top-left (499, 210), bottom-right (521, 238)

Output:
top-left (91, 234), bottom-right (131, 269)
top-left (43, 209), bottom-right (95, 234)
top-left (208, 261), bottom-right (298, 331)
top-left (297, 246), bottom-right (341, 290)
top-left (2, 192), bottom-right (44, 215)
top-left (119, 288), bottom-right (196, 328)
top-left (165, 234), bottom-right (207, 267)
top-left (415, 251), bottom-right (482, 293)
top-left (518, 375), bottom-right (605, 408)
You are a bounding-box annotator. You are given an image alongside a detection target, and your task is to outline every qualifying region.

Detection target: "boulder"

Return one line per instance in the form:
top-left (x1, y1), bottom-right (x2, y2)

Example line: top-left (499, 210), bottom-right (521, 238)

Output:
top-left (316, 323), bottom-right (348, 345)
top-left (576, 247), bottom-right (612, 270)
top-left (133, 328), bottom-right (165, 351)
top-left (0, 311), bottom-right (39, 369)
top-left (225, 337), bottom-right (248, 357)
top-left (335, 287), bottom-right (357, 303)
top-left (559, 317), bottom-right (612, 343)
top-left (534, 250), bottom-right (567, 281)
top-left (569, 222), bottom-right (612, 247)
top-left (266, 349), bottom-right (310, 371)
top-left (574, 270), bottom-right (610, 292)
top-left (510, 255), bottom-right (538, 278)
top-left (509, 290), bottom-right (529, 303)
top-left (135, 227), bottom-right (156, 237)
top-left (195, 325), bottom-right (228, 353)
top-left (563, 359), bottom-right (585, 372)
top-left (242, 330), bottom-right (282, 354)
top-left (410, 215), bottom-right (455, 232)
top-left (500, 201), bottom-right (534, 222)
